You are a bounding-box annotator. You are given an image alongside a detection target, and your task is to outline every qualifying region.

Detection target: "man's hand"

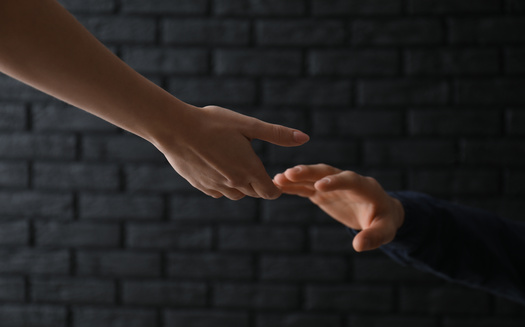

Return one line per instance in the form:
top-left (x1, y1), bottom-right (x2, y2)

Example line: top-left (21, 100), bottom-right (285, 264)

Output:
top-left (274, 164), bottom-right (404, 251)
top-left (156, 105), bottom-right (310, 200)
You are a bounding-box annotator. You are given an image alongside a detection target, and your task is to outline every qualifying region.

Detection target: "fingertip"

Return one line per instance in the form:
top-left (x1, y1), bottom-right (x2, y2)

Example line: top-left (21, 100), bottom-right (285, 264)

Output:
top-left (314, 177), bottom-right (331, 190)
top-left (264, 188), bottom-right (282, 200)
top-left (352, 236), bottom-right (371, 253)
top-left (292, 131), bottom-right (310, 144)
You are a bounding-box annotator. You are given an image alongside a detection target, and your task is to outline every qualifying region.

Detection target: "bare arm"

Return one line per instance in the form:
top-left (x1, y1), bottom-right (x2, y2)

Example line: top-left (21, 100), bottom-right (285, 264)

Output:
top-left (0, 0), bottom-right (309, 200)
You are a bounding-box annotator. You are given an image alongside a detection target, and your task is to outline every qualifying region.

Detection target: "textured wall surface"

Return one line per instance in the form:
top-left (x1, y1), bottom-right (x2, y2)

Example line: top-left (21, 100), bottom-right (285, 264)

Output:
top-left (1, 0), bottom-right (525, 326)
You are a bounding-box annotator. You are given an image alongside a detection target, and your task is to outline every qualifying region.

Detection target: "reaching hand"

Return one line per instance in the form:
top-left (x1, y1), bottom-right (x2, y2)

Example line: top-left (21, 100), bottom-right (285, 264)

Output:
top-left (0, 1), bottom-right (310, 201)
top-left (273, 164), bottom-right (404, 252)
top-left (155, 105), bottom-right (310, 201)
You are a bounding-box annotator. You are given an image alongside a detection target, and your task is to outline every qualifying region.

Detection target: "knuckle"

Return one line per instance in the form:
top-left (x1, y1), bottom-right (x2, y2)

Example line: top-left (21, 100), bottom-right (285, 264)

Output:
top-left (225, 176), bottom-right (245, 188)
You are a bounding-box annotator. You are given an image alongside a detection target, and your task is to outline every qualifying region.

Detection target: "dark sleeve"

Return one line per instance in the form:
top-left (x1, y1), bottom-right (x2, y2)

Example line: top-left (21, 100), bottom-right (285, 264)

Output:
top-left (351, 191), bottom-right (525, 305)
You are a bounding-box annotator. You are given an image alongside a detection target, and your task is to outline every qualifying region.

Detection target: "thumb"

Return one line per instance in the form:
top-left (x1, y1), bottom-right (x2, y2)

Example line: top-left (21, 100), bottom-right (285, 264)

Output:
top-left (352, 218), bottom-right (396, 252)
top-left (247, 120), bottom-right (309, 147)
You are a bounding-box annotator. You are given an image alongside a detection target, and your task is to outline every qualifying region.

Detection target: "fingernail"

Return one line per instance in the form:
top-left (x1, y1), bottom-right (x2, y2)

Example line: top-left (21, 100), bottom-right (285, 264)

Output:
top-left (292, 166), bottom-right (302, 173)
top-left (320, 177), bottom-right (331, 184)
top-left (293, 131), bottom-right (310, 143)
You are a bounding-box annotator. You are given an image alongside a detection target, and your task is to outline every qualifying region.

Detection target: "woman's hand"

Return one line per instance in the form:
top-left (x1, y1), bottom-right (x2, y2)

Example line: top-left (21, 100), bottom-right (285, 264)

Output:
top-left (0, 0), bottom-right (309, 201)
top-left (155, 105), bottom-right (309, 200)
top-left (274, 164), bottom-right (404, 251)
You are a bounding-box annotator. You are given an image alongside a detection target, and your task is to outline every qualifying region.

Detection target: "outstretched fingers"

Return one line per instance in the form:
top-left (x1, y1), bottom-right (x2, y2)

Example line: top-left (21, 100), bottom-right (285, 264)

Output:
top-left (283, 164), bottom-right (342, 183)
top-left (314, 170), bottom-right (364, 192)
top-left (273, 173), bottom-right (316, 197)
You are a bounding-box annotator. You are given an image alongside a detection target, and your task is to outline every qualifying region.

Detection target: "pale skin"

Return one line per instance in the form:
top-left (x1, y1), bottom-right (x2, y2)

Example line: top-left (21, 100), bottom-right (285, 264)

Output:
top-left (0, 0), bottom-right (309, 200)
top-left (274, 164), bottom-right (405, 252)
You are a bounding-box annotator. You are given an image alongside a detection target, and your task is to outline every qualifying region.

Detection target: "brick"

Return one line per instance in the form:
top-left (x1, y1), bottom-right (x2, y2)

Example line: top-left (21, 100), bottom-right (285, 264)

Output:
top-left (508, 0), bottom-right (525, 13)
top-left (400, 286), bottom-right (490, 314)
top-left (353, 19), bottom-right (442, 45)
top-left (313, 111), bottom-right (404, 137)
top-left (409, 0), bottom-right (501, 13)
top-left (0, 75), bottom-right (51, 101)
top-left (409, 109), bottom-right (500, 135)
top-left (408, 169), bottom-right (500, 195)
top-left (363, 169), bottom-right (404, 190)
top-left (268, 140), bottom-right (358, 166)
top-left (0, 103), bottom-right (25, 130)
top-left (215, 50), bottom-right (302, 76)
top-left (78, 17), bottom-right (156, 43)
top-left (353, 255), bottom-right (437, 282)
top-left (32, 103), bottom-right (115, 132)
top-left (168, 78), bottom-right (256, 106)
top-left (0, 161), bottom-right (28, 188)
top-left (163, 19), bottom-right (249, 45)
top-left (122, 47), bottom-right (208, 74)
top-left (256, 20), bottom-right (345, 45)
top-left (260, 255), bottom-right (347, 281)
top-left (73, 307), bottom-right (157, 327)
top-left (456, 79), bottom-right (525, 104)
top-left (31, 278), bottom-right (114, 304)
top-left (77, 250), bottom-right (161, 277)
top-left (0, 191), bottom-right (73, 218)
top-left (215, 0), bottom-right (305, 15)
top-left (309, 227), bottom-right (354, 253)
top-left (122, 281), bottom-right (207, 306)
top-left (122, 0), bottom-right (207, 14)
top-left (349, 315), bottom-right (438, 327)
top-left (461, 140), bottom-right (525, 165)
top-left (0, 133), bottom-right (76, 160)
top-left (257, 313), bottom-right (341, 327)
top-left (0, 277), bottom-right (25, 301)
top-left (309, 50), bottom-right (399, 76)
top-left (505, 170), bottom-right (525, 195)
top-left (0, 249), bottom-right (69, 274)
top-left (165, 310), bottom-right (249, 327)
top-left (34, 163), bottom-right (119, 191)
top-left (306, 285), bottom-right (393, 312)
top-left (507, 109), bottom-right (525, 135)
top-left (358, 79), bottom-right (448, 105)
top-left (364, 140), bottom-right (456, 166)
top-left (263, 79), bottom-right (351, 106)
top-left (0, 305), bottom-right (66, 327)
top-left (0, 221), bottom-right (27, 246)
top-left (82, 135), bottom-right (165, 162)
top-left (168, 253), bottom-right (253, 279)
top-left (506, 47), bottom-right (525, 74)
top-left (35, 221), bottom-right (119, 247)
top-left (262, 196), bottom-right (323, 224)
top-left (170, 196), bottom-right (257, 222)
top-left (406, 49), bottom-right (499, 75)
top-left (127, 223), bottom-right (212, 249)
top-left (443, 317), bottom-right (525, 327)
top-left (213, 283), bottom-right (299, 309)
top-left (218, 226), bottom-right (304, 252)
top-left (450, 18), bottom-right (525, 44)
top-left (79, 194), bottom-right (163, 220)
top-left (125, 164), bottom-right (193, 192)
top-left (57, 0), bottom-right (115, 13)
top-left (312, 0), bottom-right (402, 15)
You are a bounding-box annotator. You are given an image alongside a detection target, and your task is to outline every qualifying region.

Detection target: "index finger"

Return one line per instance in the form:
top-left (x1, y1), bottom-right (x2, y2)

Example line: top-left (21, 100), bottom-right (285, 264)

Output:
top-left (283, 164), bottom-right (342, 183)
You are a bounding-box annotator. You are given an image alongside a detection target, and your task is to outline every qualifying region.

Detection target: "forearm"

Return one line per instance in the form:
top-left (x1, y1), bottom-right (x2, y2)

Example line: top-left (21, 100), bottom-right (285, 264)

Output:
top-left (379, 191), bottom-right (525, 304)
top-left (0, 0), bottom-right (189, 144)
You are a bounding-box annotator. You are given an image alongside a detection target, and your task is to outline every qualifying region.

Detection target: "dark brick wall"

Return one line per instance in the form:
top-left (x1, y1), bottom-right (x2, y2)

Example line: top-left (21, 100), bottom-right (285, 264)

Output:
top-left (0, 0), bottom-right (524, 326)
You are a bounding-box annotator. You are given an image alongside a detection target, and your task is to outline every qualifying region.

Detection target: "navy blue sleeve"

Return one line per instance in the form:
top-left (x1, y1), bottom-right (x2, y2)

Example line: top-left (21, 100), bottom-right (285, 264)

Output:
top-left (351, 191), bottom-right (525, 305)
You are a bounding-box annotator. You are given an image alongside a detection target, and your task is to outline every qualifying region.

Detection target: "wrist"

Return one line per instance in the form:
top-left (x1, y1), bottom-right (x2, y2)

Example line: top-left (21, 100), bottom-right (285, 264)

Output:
top-left (391, 196), bottom-right (405, 232)
top-left (135, 94), bottom-right (199, 151)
